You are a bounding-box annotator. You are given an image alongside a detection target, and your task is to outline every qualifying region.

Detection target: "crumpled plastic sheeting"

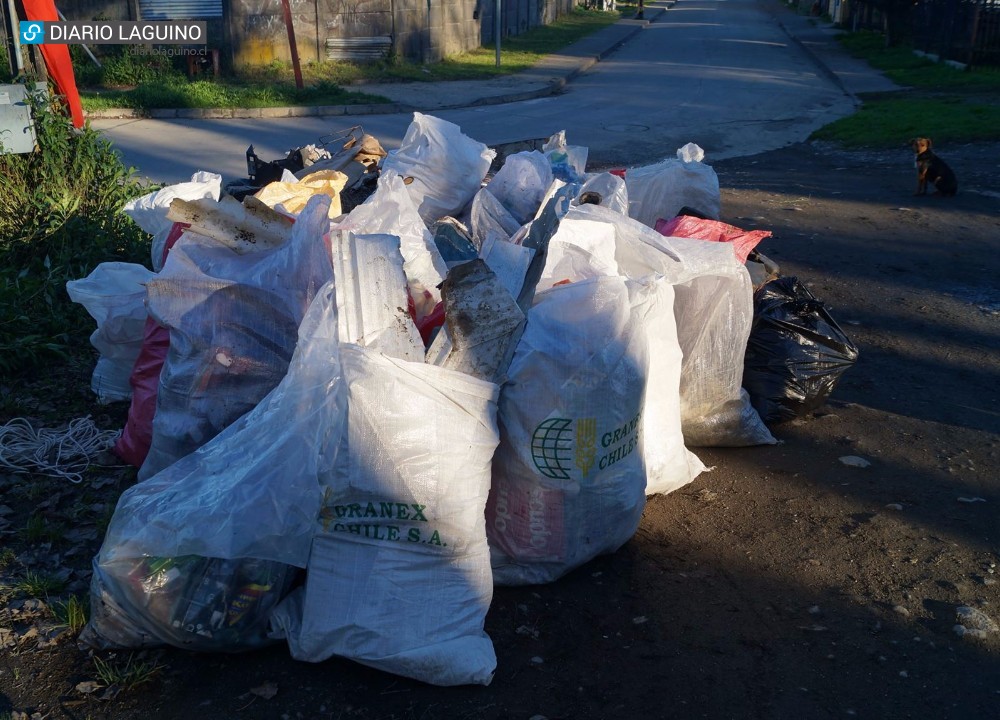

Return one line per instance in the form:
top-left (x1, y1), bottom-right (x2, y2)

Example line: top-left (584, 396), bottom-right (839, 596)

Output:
top-left (382, 112), bottom-right (496, 226)
top-left (253, 169), bottom-right (349, 218)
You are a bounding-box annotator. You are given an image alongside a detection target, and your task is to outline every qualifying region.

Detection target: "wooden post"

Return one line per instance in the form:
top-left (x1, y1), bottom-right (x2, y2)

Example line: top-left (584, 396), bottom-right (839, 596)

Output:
top-left (281, 0), bottom-right (304, 89)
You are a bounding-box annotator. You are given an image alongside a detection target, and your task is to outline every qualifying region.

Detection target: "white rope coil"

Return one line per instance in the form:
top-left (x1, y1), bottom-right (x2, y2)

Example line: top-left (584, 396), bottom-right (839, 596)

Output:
top-left (0, 416), bottom-right (121, 484)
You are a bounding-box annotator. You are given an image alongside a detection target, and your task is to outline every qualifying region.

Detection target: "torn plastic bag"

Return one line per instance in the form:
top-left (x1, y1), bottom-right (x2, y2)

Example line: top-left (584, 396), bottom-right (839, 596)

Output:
top-left (488, 276), bottom-right (663, 585)
top-left (271, 344), bottom-right (500, 686)
top-left (487, 151), bottom-right (553, 225)
top-left (655, 215), bottom-right (771, 264)
top-left (138, 195), bottom-right (333, 481)
top-left (122, 171), bottom-right (222, 272)
top-left (625, 143), bottom-right (721, 228)
top-left (332, 169), bottom-right (447, 322)
top-left (542, 204), bottom-right (774, 454)
top-left (81, 280), bottom-right (347, 651)
top-left (66, 262), bottom-right (155, 404)
top-left (743, 277), bottom-right (859, 424)
top-left (576, 172), bottom-right (629, 216)
top-left (382, 113), bottom-right (496, 226)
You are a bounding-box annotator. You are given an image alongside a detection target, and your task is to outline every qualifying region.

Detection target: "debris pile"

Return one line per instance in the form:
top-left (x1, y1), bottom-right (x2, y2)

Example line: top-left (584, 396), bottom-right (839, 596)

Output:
top-left (68, 112), bottom-right (856, 685)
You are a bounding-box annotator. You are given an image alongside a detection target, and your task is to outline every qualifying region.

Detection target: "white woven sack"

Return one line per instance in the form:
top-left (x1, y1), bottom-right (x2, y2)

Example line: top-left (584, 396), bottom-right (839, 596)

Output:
top-left (488, 275), bottom-right (670, 586)
top-left (544, 205), bottom-right (774, 455)
top-left (625, 143), bottom-right (720, 228)
top-left (272, 344), bottom-right (500, 686)
top-left (382, 113), bottom-right (495, 226)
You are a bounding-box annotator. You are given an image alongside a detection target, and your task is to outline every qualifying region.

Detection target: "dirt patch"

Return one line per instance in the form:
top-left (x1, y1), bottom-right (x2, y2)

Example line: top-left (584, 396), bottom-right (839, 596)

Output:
top-left (1, 140), bottom-right (998, 720)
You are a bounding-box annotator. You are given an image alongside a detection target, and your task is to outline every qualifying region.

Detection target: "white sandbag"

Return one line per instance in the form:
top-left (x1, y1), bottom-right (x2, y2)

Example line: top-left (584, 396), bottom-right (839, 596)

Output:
top-left (81, 281), bottom-right (347, 651)
top-left (66, 262), bottom-right (156, 404)
top-left (382, 113), bottom-right (495, 226)
top-left (625, 143), bottom-right (721, 228)
top-left (271, 344), bottom-right (500, 686)
top-left (487, 151), bottom-right (553, 225)
top-left (332, 169), bottom-right (448, 321)
top-left (488, 276), bottom-right (667, 586)
top-left (544, 205), bottom-right (774, 453)
top-left (122, 171), bottom-right (222, 271)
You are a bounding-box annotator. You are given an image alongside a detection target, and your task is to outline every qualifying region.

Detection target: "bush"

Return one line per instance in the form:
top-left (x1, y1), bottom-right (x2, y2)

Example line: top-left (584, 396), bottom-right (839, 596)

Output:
top-left (0, 89), bottom-right (153, 376)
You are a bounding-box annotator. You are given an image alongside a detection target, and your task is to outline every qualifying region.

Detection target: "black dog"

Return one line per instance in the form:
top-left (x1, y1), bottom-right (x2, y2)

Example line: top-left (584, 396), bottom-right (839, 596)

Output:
top-left (910, 137), bottom-right (958, 196)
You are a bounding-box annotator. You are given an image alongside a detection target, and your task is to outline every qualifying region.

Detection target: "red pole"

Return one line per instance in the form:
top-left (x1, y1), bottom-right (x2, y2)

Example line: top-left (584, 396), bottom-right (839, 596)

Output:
top-left (281, 0), bottom-right (304, 89)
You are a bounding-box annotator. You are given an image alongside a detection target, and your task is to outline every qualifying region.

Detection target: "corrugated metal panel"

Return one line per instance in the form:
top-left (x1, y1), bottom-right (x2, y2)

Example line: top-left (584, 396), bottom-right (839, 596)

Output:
top-left (326, 36), bottom-right (392, 61)
top-left (138, 0), bottom-right (223, 20)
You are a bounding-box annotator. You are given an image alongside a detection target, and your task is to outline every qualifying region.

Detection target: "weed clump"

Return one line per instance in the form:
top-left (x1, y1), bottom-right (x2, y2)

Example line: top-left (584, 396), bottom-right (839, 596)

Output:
top-left (0, 90), bottom-right (152, 376)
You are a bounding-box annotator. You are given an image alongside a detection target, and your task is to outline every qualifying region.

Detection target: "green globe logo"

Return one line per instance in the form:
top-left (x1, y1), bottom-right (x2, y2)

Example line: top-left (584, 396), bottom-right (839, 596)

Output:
top-left (531, 418), bottom-right (574, 479)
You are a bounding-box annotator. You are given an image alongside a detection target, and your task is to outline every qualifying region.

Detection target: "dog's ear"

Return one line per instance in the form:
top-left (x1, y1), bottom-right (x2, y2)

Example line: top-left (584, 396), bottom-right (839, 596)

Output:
top-left (925, 138), bottom-right (933, 149)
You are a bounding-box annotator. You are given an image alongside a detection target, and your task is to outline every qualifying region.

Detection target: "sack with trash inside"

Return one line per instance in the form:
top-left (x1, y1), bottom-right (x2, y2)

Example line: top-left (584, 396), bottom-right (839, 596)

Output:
top-left (742, 276), bottom-right (859, 424)
top-left (271, 344), bottom-right (501, 686)
top-left (487, 275), bottom-right (670, 586)
top-left (81, 280), bottom-right (348, 652)
top-left (66, 262), bottom-right (155, 404)
top-left (138, 195), bottom-right (333, 481)
top-left (625, 142), bottom-right (721, 228)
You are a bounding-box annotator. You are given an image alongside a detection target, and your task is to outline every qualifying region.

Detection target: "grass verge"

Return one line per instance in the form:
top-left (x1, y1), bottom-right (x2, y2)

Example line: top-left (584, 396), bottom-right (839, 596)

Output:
top-left (78, 7), bottom-right (621, 112)
top-left (811, 30), bottom-right (1000, 147)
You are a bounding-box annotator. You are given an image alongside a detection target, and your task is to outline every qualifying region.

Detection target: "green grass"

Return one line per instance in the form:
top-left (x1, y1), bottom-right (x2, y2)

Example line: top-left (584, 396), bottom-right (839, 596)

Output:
top-left (0, 92), bottom-right (153, 376)
top-left (14, 570), bottom-right (66, 598)
top-left (78, 7), bottom-right (622, 111)
top-left (81, 78), bottom-right (384, 111)
top-left (93, 653), bottom-right (162, 690)
top-left (811, 30), bottom-right (1000, 147)
top-left (51, 594), bottom-right (90, 633)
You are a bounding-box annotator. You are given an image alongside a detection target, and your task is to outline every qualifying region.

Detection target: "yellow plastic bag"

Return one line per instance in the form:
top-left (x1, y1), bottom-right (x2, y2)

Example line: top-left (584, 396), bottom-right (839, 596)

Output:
top-left (254, 170), bottom-right (348, 218)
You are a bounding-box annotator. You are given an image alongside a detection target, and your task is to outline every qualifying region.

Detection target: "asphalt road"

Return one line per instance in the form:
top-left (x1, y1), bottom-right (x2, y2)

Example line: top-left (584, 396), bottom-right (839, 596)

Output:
top-left (91, 0), bottom-right (858, 184)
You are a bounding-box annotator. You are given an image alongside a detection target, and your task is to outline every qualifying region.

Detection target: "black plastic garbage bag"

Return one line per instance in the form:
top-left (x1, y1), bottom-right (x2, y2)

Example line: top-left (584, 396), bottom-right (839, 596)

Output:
top-left (742, 277), bottom-right (858, 424)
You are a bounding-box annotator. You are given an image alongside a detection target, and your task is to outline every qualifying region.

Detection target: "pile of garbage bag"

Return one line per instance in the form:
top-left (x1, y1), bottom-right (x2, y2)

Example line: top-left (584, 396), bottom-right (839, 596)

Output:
top-left (71, 112), bottom-right (855, 686)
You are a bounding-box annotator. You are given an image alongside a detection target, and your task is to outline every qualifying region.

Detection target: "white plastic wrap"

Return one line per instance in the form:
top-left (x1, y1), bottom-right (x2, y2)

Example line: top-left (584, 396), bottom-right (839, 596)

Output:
top-left (271, 344), bottom-right (500, 686)
top-left (625, 143), bottom-right (721, 228)
top-left (382, 113), bottom-right (496, 226)
top-left (66, 262), bottom-right (156, 404)
top-left (122, 171), bottom-right (222, 271)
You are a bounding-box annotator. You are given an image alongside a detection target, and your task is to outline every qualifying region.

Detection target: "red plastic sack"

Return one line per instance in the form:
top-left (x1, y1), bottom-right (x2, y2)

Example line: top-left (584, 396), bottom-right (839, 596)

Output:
top-left (113, 222), bottom-right (187, 467)
top-left (654, 215), bottom-right (771, 264)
